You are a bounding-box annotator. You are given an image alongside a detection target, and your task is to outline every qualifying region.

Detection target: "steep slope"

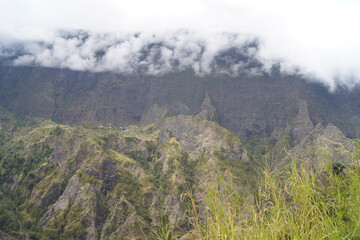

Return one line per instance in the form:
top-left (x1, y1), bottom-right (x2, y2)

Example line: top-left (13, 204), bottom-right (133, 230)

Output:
top-left (241, 99), bottom-right (354, 171)
top-left (1, 66), bottom-right (360, 138)
top-left (0, 97), bottom-right (356, 239)
top-left (0, 109), bottom-right (251, 239)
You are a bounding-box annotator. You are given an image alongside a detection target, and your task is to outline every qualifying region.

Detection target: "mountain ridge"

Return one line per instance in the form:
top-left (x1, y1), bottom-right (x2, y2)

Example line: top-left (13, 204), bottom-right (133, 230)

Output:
top-left (1, 66), bottom-right (360, 139)
top-left (0, 94), bottom-right (355, 238)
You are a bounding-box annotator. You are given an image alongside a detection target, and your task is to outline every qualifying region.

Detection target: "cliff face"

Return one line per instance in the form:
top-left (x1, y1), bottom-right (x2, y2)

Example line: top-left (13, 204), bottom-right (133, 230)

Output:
top-left (1, 66), bottom-right (360, 139)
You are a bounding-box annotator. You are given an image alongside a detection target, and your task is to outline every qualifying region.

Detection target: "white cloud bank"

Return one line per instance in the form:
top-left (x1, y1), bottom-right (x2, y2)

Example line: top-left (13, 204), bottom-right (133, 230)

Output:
top-left (0, 0), bottom-right (360, 90)
top-left (4, 31), bottom-right (261, 76)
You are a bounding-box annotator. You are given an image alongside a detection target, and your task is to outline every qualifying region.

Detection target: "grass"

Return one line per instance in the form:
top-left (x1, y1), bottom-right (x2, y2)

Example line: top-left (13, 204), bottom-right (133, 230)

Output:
top-left (153, 219), bottom-right (177, 240)
top-left (158, 139), bottom-right (360, 239)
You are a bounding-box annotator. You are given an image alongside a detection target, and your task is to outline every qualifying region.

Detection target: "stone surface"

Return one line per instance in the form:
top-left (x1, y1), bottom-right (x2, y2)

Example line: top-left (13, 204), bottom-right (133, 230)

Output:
top-left (290, 99), bottom-right (314, 143)
top-left (196, 93), bottom-right (217, 121)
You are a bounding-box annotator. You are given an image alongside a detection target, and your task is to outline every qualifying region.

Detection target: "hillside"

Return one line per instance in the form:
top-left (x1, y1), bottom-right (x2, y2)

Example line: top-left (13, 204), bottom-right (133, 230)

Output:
top-left (1, 0), bottom-right (360, 238)
top-left (0, 106), bottom-right (253, 239)
top-left (0, 63), bottom-right (359, 239)
top-left (0, 94), bottom-right (356, 239)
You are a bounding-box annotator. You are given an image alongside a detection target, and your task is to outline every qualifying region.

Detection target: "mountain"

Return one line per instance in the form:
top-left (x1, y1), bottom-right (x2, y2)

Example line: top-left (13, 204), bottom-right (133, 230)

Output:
top-left (0, 105), bottom-right (254, 239)
top-left (0, 63), bottom-right (359, 239)
top-left (1, 66), bottom-right (360, 139)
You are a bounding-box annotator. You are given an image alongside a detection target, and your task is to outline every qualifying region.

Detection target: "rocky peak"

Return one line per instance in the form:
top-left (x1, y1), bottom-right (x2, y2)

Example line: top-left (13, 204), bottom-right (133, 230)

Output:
top-left (288, 120), bottom-right (353, 168)
top-left (323, 123), bottom-right (353, 149)
top-left (323, 123), bottom-right (346, 140)
top-left (291, 99), bottom-right (314, 143)
top-left (169, 101), bottom-right (191, 115)
top-left (159, 114), bottom-right (247, 161)
top-left (196, 93), bottom-right (217, 121)
top-left (141, 104), bottom-right (168, 126)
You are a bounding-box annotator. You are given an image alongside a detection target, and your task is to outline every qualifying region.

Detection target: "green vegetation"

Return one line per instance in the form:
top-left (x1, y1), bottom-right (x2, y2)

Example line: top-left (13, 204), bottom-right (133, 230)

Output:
top-left (0, 143), bottom-right (53, 185)
top-left (125, 150), bottom-right (149, 169)
top-left (51, 126), bottom-right (64, 136)
top-left (153, 219), bottom-right (176, 240)
top-left (0, 107), bottom-right (357, 239)
top-left (165, 140), bottom-right (360, 239)
top-left (125, 136), bottom-right (140, 143)
top-left (43, 203), bottom-right (87, 240)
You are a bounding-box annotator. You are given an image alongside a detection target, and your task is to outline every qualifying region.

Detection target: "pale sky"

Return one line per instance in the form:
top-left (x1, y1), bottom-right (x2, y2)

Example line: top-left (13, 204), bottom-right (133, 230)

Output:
top-left (1, 0), bottom-right (360, 89)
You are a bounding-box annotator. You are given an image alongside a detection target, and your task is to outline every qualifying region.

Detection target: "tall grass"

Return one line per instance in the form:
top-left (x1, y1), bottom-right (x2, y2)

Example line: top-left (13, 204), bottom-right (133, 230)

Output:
top-left (153, 219), bottom-right (176, 240)
top-left (160, 139), bottom-right (360, 239)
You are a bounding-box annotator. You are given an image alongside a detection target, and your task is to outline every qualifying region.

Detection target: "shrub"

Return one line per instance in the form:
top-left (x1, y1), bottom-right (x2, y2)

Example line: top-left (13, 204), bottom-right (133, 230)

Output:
top-left (51, 126), bottom-right (64, 136)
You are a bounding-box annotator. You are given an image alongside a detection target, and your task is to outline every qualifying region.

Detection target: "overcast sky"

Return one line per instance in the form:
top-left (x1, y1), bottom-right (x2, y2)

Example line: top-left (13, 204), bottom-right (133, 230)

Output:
top-left (1, 0), bottom-right (360, 90)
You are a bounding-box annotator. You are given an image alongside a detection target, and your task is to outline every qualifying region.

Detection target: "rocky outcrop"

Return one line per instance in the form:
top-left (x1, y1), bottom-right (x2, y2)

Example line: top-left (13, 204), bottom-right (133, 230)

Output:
top-left (290, 100), bottom-right (314, 143)
top-left (196, 93), bottom-right (217, 121)
top-left (40, 175), bottom-right (83, 225)
top-left (169, 101), bottom-right (191, 116)
top-left (160, 115), bottom-right (247, 160)
top-left (323, 123), bottom-right (352, 149)
top-left (141, 104), bottom-right (168, 126)
top-left (289, 122), bottom-right (353, 166)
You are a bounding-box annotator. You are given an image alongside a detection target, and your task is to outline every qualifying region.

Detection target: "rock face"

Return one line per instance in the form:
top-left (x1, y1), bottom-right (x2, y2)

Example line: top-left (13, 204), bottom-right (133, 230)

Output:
top-left (1, 66), bottom-right (360, 138)
top-left (141, 104), bottom-right (168, 126)
top-left (161, 115), bottom-right (246, 160)
top-left (289, 122), bottom-right (354, 167)
top-left (196, 93), bottom-right (217, 121)
top-left (290, 100), bottom-right (315, 143)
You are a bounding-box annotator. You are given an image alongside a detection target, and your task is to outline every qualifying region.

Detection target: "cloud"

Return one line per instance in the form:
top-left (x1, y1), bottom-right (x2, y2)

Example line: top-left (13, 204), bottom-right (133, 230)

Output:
top-left (4, 31), bottom-right (262, 76)
top-left (0, 0), bottom-right (360, 90)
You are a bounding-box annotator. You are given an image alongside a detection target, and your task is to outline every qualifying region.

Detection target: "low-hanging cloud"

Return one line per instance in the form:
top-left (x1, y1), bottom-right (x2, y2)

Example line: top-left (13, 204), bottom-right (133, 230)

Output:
top-left (1, 0), bottom-right (360, 90)
top-left (1, 31), bottom-right (264, 77)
